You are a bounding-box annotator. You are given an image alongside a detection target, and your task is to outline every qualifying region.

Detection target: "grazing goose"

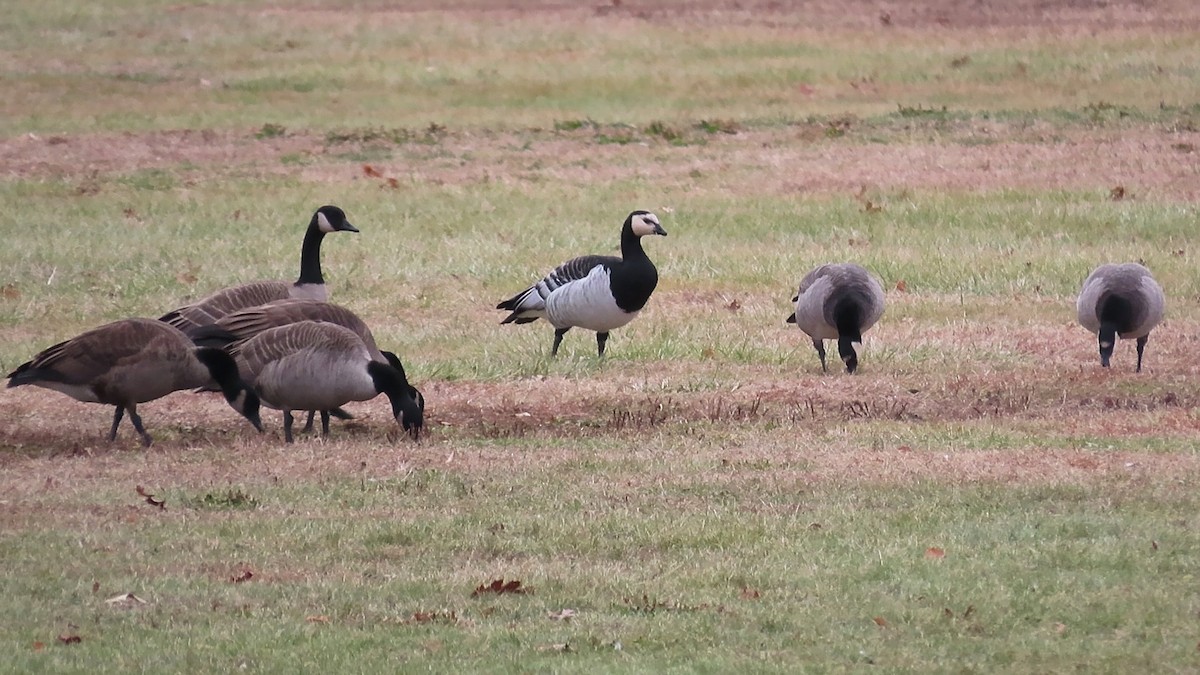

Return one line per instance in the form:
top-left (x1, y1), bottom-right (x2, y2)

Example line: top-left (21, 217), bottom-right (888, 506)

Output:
top-left (786, 263), bottom-right (885, 373)
top-left (496, 210), bottom-right (667, 356)
top-left (1076, 262), bottom-right (1165, 372)
top-left (230, 321), bottom-right (424, 443)
top-left (160, 205), bottom-right (359, 332)
top-left (188, 298), bottom-right (412, 430)
top-left (5, 318), bottom-right (263, 446)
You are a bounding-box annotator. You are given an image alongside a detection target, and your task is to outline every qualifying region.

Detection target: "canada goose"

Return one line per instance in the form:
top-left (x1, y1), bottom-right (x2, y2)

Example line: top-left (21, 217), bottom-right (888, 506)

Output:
top-left (786, 263), bottom-right (885, 373)
top-left (188, 298), bottom-right (406, 430)
top-left (5, 318), bottom-right (263, 446)
top-left (1076, 262), bottom-right (1165, 372)
top-left (230, 321), bottom-right (423, 443)
top-left (496, 210), bottom-right (667, 356)
top-left (160, 205), bottom-right (358, 332)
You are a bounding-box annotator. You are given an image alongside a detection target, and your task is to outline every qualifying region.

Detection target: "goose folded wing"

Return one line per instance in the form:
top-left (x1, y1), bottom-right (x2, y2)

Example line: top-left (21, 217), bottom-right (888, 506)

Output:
top-left (161, 281), bottom-right (292, 330)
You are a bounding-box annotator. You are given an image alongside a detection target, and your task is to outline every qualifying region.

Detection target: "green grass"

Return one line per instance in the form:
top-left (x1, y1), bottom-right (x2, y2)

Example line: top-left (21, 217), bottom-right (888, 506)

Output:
top-left (3, 2), bottom-right (1200, 672)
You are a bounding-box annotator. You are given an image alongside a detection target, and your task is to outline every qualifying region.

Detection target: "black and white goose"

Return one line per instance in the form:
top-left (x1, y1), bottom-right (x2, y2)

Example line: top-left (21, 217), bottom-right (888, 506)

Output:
top-left (786, 263), bottom-right (885, 373)
top-left (230, 321), bottom-right (423, 443)
top-left (5, 318), bottom-right (263, 446)
top-left (160, 205), bottom-right (358, 332)
top-left (1076, 262), bottom-right (1165, 372)
top-left (496, 210), bottom-right (667, 356)
top-left (188, 298), bottom-right (416, 430)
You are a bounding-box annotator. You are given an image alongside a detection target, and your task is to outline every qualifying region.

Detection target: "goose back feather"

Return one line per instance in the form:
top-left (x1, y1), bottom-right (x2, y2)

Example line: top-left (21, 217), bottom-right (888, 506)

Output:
top-left (787, 263), bottom-right (885, 373)
top-left (1076, 262), bottom-right (1165, 371)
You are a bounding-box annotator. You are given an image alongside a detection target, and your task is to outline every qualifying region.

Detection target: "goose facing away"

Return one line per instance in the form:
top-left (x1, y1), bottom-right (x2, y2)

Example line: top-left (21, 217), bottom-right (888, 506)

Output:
top-left (187, 298), bottom-right (401, 430)
top-left (159, 205), bottom-right (359, 332)
top-left (5, 318), bottom-right (263, 446)
top-left (786, 263), bottom-right (885, 373)
top-left (231, 321), bottom-right (424, 443)
top-left (1076, 262), bottom-right (1165, 372)
top-left (496, 210), bottom-right (667, 356)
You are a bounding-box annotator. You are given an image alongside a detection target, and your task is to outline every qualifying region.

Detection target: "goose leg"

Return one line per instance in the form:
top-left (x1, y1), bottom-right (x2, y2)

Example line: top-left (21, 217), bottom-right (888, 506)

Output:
top-left (126, 405), bottom-right (152, 448)
top-left (320, 410), bottom-right (331, 438)
top-left (812, 338), bottom-right (828, 372)
top-left (1135, 335), bottom-right (1148, 373)
top-left (109, 406), bottom-right (125, 441)
top-left (302, 410), bottom-right (316, 433)
top-left (596, 332), bottom-right (610, 357)
top-left (283, 410), bottom-right (296, 444)
top-left (551, 327), bottom-right (570, 356)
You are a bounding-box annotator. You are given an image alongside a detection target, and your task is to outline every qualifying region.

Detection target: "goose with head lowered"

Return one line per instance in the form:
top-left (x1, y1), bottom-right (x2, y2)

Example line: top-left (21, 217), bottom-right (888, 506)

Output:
top-left (188, 298), bottom-right (418, 430)
top-left (1076, 262), bottom-right (1165, 372)
top-left (496, 210), bottom-right (667, 356)
top-left (6, 318), bottom-right (263, 446)
top-left (229, 320), bottom-right (423, 443)
top-left (786, 263), bottom-right (885, 373)
top-left (160, 205), bottom-right (358, 332)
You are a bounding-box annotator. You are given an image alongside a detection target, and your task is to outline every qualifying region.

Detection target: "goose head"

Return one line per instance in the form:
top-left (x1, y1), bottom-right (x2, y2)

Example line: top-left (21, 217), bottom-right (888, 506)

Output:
top-left (312, 205), bottom-right (360, 234)
top-left (371, 354), bottom-right (424, 441)
top-left (627, 210), bottom-right (668, 238)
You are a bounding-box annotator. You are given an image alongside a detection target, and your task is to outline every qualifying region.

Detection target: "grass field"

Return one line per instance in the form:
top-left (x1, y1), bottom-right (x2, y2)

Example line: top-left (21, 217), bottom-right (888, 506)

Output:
top-left (2, 1), bottom-right (1200, 672)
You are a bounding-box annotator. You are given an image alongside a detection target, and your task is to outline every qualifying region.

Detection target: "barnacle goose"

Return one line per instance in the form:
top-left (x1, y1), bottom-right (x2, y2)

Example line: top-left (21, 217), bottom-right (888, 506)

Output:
top-left (786, 263), bottom-right (885, 373)
top-left (1076, 262), bottom-right (1165, 372)
top-left (496, 210), bottom-right (667, 356)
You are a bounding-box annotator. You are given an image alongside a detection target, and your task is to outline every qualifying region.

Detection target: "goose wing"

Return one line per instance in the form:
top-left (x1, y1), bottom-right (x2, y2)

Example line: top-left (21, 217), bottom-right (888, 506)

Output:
top-left (7, 319), bottom-right (185, 387)
top-left (160, 281), bottom-right (293, 332)
top-left (497, 255), bottom-right (619, 324)
top-left (191, 299), bottom-right (381, 358)
top-left (232, 321), bottom-right (367, 382)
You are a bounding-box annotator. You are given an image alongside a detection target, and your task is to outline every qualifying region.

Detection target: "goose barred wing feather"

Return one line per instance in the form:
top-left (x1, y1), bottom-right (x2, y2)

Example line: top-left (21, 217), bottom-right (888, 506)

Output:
top-left (232, 321), bottom-right (368, 381)
top-left (160, 281), bottom-right (294, 332)
top-left (8, 319), bottom-right (190, 387)
top-left (193, 299), bottom-right (383, 360)
top-left (497, 255), bottom-right (619, 324)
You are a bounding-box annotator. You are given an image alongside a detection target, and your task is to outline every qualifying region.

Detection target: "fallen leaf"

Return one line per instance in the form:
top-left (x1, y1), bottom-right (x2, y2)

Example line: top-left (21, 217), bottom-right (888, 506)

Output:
top-left (175, 272), bottom-right (198, 285)
top-left (1151, 540), bottom-right (1159, 550)
top-left (925, 547), bottom-right (946, 559)
top-left (963, 605), bottom-right (975, 619)
top-left (306, 615), bottom-right (330, 624)
top-left (230, 569), bottom-right (254, 583)
top-left (895, 279), bottom-right (908, 292)
top-left (538, 642), bottom-right (572, 653)
top-left (135, 485), bottom-right (166, 509)
top-left (57, 635), bottom-right (82, 645)
top-left (362, 164), bottom-right (383, 177)
top-left (1109, 185), bottom-right (1126, 201)
top-left (548, 608), bottom-right (577, 621)
top-left (91, 581), bottom-right (100, 594)
top-left (1, 284), bottom-right (20, 300)
top-left (726, 299), bottom-right (741, 312)
top-left (873, 616), bottom-right (889, 627)
top-left (385, 177), bottom-right (400, 189)
top-left (1054, 621), bottom-right (1067, 635)
top-left (32, 641), bottom-right (45, 651)
top-left (943, 608), bottom-right (954, 618)
top-left (105, 592), bottom-right (147, 606)
top-left (473, 578), bottom-right (529, 596)
top-left (739, 587), bottom-right (761, 600)
top-left (808, 522), bottom-right (822, 530)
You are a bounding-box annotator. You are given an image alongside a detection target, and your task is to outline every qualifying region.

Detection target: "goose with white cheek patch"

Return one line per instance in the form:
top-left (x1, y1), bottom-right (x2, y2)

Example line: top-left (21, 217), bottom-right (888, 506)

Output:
top-left (786, 263), bottom-right (885, 373)
top-left (496, 210), bottom-right (667, 356)
top-left (188, 298), bottom-right (418, 431)
top-left (1076, 262), bottom-right (1165, 372)
top-left (5, 318), bottom-right (263, 447)
top-left (160, 205), bottom-right (359, 332)
top-left (230, 321), bottom-right (423, 443)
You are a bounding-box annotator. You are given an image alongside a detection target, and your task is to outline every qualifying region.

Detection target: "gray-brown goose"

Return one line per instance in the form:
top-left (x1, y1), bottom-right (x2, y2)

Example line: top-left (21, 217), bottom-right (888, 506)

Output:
top-left (188, 298), bottom-right (407, 430)
top-left (786, 263), bottom-right (885, 373)
top-left (6, 318), bottom-right (263, 446)
top-left (230, 321), bottom-right (423, 443)
top-left (160, 205), bottom-right (358, 332)
top-left (1076, 262), bottom-right (1165, 372)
